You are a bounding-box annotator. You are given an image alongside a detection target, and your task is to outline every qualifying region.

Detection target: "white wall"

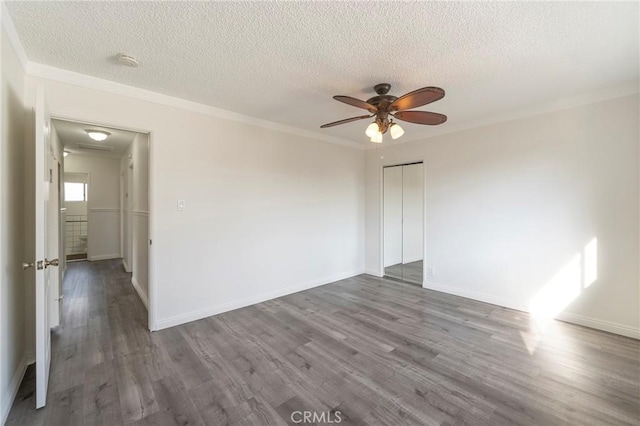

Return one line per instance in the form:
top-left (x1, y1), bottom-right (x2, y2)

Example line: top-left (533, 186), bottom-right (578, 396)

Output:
top-left (366, 94), bottom-right (640, 338)
top-left (132, 133), bottom-right (148, 306)
top-left (24, 75), bottom-right (366, 331)
top-left (121, 133), bottom-right (149, 307)
top-left (0, 25), bottom-right (27, 424)
top-left (64, 154), bottom-right (121, 261)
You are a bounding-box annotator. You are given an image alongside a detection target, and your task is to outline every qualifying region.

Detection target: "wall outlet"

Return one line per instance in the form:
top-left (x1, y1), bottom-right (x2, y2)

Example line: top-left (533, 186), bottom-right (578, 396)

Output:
top-left (427, 267), bottom-right (435, 277)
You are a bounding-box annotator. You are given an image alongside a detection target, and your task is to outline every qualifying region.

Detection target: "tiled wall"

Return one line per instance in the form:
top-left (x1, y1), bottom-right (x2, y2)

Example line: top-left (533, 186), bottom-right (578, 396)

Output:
top-left (65, 215), bottom-right (87, 255)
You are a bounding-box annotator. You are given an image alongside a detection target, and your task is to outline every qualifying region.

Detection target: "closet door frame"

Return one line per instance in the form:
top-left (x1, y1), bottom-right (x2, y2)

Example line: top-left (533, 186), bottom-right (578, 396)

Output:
top-left (380, 159), bottom-right (426, 286)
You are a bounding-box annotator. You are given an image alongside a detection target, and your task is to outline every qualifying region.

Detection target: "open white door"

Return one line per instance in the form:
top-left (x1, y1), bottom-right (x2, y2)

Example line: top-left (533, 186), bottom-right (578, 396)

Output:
top-left (49, 159), bottom-right (61, 329)
top-left (34, 85), bottom-right (57, 408)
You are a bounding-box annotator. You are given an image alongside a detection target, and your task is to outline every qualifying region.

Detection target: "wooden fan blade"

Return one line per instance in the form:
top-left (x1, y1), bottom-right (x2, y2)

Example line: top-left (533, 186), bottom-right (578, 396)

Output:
top-left (333, 96), bottom-right (378, 113)
top-left (393, 111), bottom-right (447, 125)
top-left (389, 87), bottom-right (445, 111)
top-left (320, 115), bottom-right (372, 128)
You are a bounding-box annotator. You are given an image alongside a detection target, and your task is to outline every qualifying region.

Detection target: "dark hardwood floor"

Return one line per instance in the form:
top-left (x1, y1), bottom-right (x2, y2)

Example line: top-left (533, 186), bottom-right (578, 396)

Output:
top-left (6, 259), bottom-right (640, 425)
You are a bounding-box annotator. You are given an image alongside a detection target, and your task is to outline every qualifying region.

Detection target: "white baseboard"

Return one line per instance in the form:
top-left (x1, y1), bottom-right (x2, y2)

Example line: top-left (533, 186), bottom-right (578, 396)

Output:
top-left (131, 276), bottom-right (149, 310)
top-left (403, 257), bottom-right (423, 265)
top-left (423, 280), bottom-right (639, 339)
top-left (364, 268), bottom-right (383, 277)
top-left (1, 352), bottom-right (30, 425)
top-left (88, 253), bottom-right (121, 262)
top-left (423, 280), bottom-right (528, 312)
top-left (556, 311), bottom-right (640, 339)
top-left (122, 258), bottom-right (131, 273)
top-left (155, 268), bottom-right (364, 331)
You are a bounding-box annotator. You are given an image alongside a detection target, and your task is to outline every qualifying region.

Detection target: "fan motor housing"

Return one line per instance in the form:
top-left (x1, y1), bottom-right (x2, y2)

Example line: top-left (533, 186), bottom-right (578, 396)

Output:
top-left (366, 94), bottom-right (398, 108)
top-left (367, 83), bottom-right (397, 108)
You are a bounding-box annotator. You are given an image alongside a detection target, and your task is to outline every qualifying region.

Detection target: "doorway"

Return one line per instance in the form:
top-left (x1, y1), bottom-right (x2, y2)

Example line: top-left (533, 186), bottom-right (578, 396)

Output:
top-left (53, 118), bottom-right (151, 313)
top-left (383, 162), bottom-right (424, 285)
top-left (31, 87), bottom-right (154, 409)
top-left (63, 172), bottom-right (89, 261)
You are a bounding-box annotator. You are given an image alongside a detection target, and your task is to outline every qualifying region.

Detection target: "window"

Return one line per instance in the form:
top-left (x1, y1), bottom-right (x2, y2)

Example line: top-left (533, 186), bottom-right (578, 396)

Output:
top-left (65, 182), bottom-right (87, 202)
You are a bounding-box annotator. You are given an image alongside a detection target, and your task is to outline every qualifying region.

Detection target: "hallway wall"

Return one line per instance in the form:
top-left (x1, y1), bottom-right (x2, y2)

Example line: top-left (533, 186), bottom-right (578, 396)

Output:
top-left (121, 133), bottom-right (149, 307)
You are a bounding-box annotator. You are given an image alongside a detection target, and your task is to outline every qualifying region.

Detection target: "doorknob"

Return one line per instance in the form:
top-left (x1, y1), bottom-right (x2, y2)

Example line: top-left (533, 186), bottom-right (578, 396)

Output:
top-left (44, 258), bottom-right (59, 268)
top-left (22, 262), bottom-right (34, 270)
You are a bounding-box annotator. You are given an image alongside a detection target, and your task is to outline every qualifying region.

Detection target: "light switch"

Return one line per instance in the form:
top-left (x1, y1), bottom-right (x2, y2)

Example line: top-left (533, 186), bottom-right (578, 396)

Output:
top-left (177, 200), bottom-right (186, 211)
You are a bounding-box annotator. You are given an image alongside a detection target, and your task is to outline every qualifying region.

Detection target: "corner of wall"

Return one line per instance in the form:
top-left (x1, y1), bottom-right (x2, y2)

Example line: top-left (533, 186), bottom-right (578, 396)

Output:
top-left (131, 276), bottom-right (149, 310)
top-left (364, 268), bottom-right (383, 277)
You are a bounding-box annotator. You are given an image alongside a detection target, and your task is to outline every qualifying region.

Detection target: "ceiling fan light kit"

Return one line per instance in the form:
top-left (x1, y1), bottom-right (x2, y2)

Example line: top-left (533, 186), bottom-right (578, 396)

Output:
top-left (389, 122), bottom-right (404, 140)
top-left (321, 83), bottom-right (447, 143)
top-left (365, 122), bottom-right (379, 138)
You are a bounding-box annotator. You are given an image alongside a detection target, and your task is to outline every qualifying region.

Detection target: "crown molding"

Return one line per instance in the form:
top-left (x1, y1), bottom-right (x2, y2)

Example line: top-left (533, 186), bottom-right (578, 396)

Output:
top-left (373, 82), bottom-right (640, 149)
top-left (26, 62), bottom-right (365, 150)
top-left (1, 2), bottom-right (28, 70)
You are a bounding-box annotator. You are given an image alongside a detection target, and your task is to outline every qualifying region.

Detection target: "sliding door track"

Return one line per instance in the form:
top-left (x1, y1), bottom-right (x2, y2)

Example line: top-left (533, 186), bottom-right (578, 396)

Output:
top-left (383, 275), bottom-right (422, 287)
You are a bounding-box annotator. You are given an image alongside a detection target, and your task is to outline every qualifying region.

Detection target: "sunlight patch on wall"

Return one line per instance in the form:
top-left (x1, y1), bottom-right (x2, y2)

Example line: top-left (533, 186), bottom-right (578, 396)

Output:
top-left (522, 237), bottom-right (598, 354)
top-left (530, 254), bottom-right (582, 321)
top-left (584, 237), bottom-right (597, 288)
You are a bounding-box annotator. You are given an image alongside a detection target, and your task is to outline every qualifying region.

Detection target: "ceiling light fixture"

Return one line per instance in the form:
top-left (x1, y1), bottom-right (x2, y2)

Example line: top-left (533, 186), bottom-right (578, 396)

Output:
top-left (365, 122), bottom-right (379, 138)
top-left (370, 132), bottom-right (383, 143)
top-left (370, 133), bottom-right (382, 143)
top-left (366, 122), bottom-right (383, 143)
top-left (63, 151), bottom-right (70, 157)
top-left (85, 130), bottom-right (110, 142)
top-left (366, 120), bottom-right (403, 142)
top-left (389, 122), bottom-right (404, 140)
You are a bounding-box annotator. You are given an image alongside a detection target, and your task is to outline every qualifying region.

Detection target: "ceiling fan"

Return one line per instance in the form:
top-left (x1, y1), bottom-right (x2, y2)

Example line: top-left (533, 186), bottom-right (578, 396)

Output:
top-left (320, 83), bottom-right (447, 143)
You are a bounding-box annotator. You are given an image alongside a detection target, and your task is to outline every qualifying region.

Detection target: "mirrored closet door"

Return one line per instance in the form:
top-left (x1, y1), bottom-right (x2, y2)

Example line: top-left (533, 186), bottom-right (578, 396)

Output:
top-left (383, 162), bottom-right (424, 285)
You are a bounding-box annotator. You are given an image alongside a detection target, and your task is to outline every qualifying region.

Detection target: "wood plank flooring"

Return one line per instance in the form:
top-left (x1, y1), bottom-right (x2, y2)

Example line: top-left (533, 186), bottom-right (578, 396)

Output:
top-left (6, 259), bottom-right (639, 425)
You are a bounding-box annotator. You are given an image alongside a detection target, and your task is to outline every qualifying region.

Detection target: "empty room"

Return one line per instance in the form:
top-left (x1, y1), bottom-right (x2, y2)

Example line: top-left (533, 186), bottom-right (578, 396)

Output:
top-left (1, 2), bottom-right (638, 425)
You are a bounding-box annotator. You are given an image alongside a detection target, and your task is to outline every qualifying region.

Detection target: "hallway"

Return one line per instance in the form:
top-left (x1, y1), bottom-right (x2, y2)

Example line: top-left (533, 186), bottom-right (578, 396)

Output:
top-left (6, 260), bottom-right (146, 425)
top-left (6, 260), bottom-right (640, 425)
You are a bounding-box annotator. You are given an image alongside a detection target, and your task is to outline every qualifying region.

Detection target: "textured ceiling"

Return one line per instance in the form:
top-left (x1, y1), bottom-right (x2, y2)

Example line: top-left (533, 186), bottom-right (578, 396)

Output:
top-left (8, 2), bottom-right (639, 145)
top-left (53, 119), bottom-right (138, 159)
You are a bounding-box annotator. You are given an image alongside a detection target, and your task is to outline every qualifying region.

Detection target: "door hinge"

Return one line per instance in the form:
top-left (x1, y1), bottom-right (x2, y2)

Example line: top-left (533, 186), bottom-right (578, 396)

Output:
top-left (149, 239), bottom-right (152, 245)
